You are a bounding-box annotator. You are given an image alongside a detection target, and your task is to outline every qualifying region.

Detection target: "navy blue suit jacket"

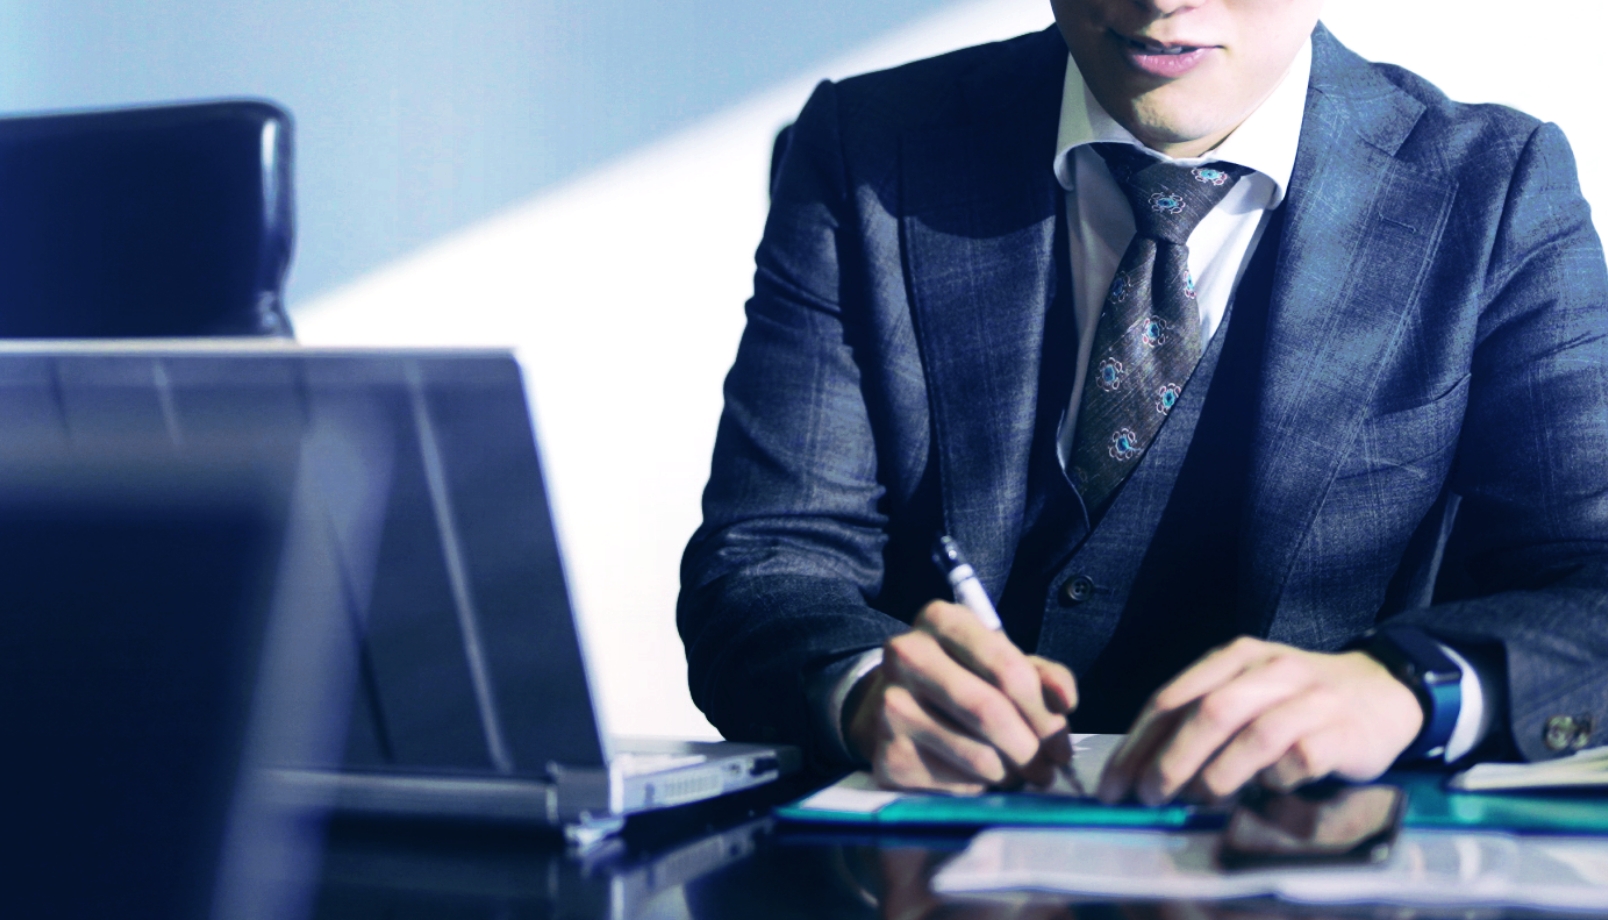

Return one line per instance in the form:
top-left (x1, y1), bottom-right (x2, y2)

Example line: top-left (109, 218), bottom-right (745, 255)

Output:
top-left (679, 24), bottom-right (1608, 765)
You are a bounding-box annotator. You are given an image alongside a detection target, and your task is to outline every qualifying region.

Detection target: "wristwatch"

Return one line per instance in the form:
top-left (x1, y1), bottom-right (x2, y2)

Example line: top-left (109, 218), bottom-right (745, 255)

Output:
top-left (1350, 625), bottom-right (1462, 761)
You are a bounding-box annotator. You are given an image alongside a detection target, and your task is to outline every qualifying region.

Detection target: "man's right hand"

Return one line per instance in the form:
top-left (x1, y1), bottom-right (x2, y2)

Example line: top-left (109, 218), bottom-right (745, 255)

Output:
top-left (845, 600), bottom-right (1078, 793)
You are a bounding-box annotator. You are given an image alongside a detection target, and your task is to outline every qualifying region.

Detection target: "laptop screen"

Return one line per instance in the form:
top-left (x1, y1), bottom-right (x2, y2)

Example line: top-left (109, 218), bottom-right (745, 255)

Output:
top-left (324, 351), bottom-right (609, 776)
top-left (0, 346), bottom-right (610, 785)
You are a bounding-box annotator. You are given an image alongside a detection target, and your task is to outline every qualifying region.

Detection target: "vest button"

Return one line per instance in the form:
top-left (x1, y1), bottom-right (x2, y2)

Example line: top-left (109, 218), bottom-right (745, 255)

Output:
top-left (1061, 575), bottom-right (1096, 606)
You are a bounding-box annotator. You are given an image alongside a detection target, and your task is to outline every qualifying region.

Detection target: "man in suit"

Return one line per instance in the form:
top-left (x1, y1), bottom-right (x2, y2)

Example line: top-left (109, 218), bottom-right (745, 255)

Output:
top-left (679, 0), bottom-right (1608, 802)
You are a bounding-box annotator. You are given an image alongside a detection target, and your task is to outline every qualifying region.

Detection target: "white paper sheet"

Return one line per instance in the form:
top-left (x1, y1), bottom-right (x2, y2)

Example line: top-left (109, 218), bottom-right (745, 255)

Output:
top-left (793, 733), bottom-right (1123, 814)
top-left (1451, 745), bottom-right (1608, 791)
top-left (933, 827), bottom-right (1608, 911)
top-left (793, 770), bottom-right (906, 814)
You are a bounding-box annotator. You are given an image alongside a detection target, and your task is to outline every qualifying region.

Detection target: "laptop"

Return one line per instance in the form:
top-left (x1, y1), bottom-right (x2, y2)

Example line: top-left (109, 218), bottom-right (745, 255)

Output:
top-left (0, 341), bottom-right (799, 844)
top-left (0, 353), bottom-right (346, 918)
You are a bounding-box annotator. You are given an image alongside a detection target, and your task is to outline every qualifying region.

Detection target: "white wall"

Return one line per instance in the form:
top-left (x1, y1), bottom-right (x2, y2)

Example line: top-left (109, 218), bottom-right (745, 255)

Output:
top-left (0, 0), bottom-right (955, 303)
top-left (294, 0), bottom-right (1608, 740)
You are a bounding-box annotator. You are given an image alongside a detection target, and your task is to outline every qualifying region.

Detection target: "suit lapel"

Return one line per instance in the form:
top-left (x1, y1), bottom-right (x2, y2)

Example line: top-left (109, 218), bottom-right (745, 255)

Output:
top-left (1245, 26), bottom-right (1455, 636)
top-left (903, 27), bottom-right (1067, 596)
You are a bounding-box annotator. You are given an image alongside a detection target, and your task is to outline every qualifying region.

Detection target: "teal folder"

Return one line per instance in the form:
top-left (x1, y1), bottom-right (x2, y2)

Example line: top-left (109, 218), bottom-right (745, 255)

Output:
top-left (776, 792), bottom-right (1207, 829)
top-left (1396, 773), bottom-right (1608, 834)
top-left (777, 771), bottom-right (1608, 834)
top-left (775, 779), bottom-right (1215, 830)
top-left (774, 736), bottom-right (1219, 830)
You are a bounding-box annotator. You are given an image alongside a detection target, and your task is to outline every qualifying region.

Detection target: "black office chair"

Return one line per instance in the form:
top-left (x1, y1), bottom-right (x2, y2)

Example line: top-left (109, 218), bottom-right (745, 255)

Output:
top-left (0, 100), bottom-right (295, 338)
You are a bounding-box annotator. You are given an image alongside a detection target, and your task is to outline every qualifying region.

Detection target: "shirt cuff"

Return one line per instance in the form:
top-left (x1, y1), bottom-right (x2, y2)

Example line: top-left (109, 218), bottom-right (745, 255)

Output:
top-left (807, 647), bottom-right (884, 767)
top-left (1438, 641), bottom-right (1489, 763)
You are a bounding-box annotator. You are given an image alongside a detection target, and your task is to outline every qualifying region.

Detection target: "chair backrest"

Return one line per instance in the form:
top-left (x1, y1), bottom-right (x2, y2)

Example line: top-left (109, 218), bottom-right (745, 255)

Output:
top-left (0, 100), bottom-right (295, 338)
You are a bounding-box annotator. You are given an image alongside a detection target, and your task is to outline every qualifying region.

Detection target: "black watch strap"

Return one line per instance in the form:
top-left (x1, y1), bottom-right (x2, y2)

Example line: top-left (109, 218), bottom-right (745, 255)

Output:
top-left (1350, 625), bottom-right (1462, 761)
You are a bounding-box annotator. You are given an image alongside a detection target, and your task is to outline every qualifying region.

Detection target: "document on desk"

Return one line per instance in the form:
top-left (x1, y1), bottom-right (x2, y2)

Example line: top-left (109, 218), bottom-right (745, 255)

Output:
top-left (934, 827), bottom-right (1608, 911)
top-left (1450, 745), bottom-right (1608, 792)
top-left (797, 734), bottom-right (1115, 812)
top-left (777, 734), bottom-right (1210, 830)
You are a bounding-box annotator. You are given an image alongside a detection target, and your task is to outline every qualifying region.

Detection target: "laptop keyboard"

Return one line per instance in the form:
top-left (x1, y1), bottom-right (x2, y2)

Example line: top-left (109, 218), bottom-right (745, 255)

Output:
top-left (613, 752), bottom-right (709, 777)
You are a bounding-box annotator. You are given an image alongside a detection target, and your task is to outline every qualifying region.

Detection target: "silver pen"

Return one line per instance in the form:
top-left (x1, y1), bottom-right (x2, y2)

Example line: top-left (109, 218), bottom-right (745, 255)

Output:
top-left (932, 534), bottom-right (1003, 630)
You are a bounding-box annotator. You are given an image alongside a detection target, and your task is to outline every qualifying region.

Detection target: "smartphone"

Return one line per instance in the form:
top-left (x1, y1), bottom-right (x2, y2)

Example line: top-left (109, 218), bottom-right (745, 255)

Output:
top-left (1218, 783), bottom-right (1405, 870)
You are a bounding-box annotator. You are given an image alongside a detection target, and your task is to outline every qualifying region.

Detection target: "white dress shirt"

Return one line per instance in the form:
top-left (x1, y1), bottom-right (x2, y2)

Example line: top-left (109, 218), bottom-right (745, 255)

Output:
top-left (818, 38), bottom-right (1486, 766)
top-left (1052, 39), bottom-right (1307, 467)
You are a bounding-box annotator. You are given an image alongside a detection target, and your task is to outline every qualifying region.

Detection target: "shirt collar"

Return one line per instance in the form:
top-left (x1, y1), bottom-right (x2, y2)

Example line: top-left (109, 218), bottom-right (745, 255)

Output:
top-left (1051, 36), bottom-right (1311, 209)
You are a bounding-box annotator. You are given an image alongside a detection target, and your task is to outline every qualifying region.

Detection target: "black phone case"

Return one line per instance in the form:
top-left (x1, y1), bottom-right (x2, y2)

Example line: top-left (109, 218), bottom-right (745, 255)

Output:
top-left (1217, 784), bottom-right (1406, 870)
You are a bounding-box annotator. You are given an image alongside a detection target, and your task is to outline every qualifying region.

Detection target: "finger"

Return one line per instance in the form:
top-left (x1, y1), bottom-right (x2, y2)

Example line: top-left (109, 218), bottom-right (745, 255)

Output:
top-left (1137, 651), bottom-right (1318, 805)
top-left (1030, 656), bottom-right (1078, 715)
top-left (908, 605), bottom-right (1077, 787)
top-left (1097, 705), bottom-right (1191, 803)
top-left (917, 602), bottom-right (1068, 745)
top-left (874, 681), bottom-right (1009, 791)
top-left (873, 729), bottom-right (989, 795)
top-left (907, 606), bottom-right (1059, 758)
top-left (1026, 656), bottom-right (1076, 774)
top-left (884, 630), bottom-right (1041, 769)
top-left (1099, 639), bottom-right (1272, 801)
top-left (1148, 636), bottom-right (1277, 714)
top-left (1039, 723), bottom-right (1074, 766)
top-left (1018, 737), bottom-right (1075, 787)
top-left (1194, 687), bottom-right (1342, 800)
top-left (1260, 724), bottom-right (1350, 793)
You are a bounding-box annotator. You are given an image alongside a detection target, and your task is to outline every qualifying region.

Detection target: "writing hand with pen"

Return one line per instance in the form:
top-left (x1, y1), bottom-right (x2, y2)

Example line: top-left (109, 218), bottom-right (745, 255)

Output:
top-left (844, 537), bottom-right (1078, 794)
top-left (846, 537), bottom-right (1423, 801)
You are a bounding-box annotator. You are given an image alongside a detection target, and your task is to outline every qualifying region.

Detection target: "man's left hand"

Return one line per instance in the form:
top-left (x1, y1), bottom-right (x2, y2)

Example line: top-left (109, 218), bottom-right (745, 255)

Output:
top-left (1096, 637), bottom-right (1424, 806)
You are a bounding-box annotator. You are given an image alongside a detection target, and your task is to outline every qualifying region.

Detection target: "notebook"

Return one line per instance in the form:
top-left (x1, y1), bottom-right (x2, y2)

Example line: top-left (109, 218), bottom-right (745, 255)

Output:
top-left (1450, 746), bottom-right (1608, 792)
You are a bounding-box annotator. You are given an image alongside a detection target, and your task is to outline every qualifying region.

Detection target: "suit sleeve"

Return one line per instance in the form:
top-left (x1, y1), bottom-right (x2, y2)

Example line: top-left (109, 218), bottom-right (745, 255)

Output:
top-left (1392, 121), bottom-right (1608, 762)
top-left (677, 80), bottom-right (908, 765)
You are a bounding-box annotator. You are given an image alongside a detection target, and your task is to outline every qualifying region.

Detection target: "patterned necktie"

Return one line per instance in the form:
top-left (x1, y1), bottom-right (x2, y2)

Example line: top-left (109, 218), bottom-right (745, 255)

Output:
top-left (1070, 143), bottom-right (1250, 514)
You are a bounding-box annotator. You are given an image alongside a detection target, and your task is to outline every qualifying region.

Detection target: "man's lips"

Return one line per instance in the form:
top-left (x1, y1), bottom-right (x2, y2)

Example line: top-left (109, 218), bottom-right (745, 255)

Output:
top-left (1111, 29), bottom-right (1215, 79)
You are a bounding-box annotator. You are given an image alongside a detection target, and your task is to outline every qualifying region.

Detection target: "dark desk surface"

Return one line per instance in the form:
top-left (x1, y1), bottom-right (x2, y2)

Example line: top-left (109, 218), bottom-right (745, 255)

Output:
top-left (308, 778), bottom-right (1565, 920)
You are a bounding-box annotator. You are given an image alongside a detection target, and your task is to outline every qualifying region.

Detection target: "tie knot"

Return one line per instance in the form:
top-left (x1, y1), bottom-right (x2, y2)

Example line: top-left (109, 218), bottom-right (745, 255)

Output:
top-left (1094, 143), bottom-right (1250, 245)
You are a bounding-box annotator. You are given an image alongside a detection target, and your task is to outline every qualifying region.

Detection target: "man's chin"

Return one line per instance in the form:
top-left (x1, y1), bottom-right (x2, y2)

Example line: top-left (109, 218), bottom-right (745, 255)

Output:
top-left (1121, 105), bottom-right (1232, 158)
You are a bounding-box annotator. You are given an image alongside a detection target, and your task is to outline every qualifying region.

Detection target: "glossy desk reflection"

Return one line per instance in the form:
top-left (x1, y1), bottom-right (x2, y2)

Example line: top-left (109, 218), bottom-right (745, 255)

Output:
top-left (311, 784), bottom-right (1565, 920)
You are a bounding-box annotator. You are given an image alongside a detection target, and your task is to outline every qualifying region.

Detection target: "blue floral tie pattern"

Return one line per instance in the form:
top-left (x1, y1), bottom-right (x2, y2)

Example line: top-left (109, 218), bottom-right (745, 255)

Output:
top-left (1070, 144), bottom-right (1250, 513)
